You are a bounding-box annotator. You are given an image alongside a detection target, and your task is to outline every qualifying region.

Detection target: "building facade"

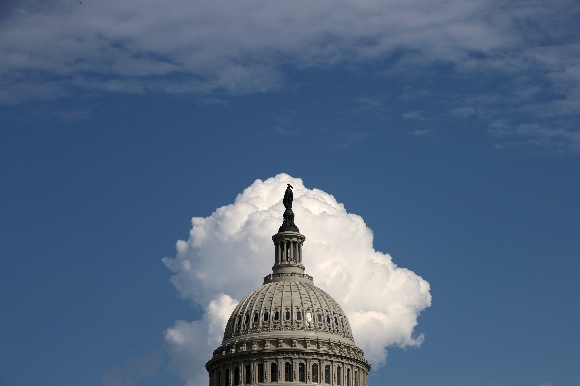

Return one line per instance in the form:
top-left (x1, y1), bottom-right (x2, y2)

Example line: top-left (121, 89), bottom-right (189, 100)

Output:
top-left (206, 186), bottom-right (371, 386)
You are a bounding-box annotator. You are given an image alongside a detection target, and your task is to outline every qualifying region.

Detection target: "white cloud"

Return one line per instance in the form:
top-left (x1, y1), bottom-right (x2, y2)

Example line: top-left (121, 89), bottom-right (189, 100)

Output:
top-left (163, 174), bottom-right (431, 385)
top-left (165, 294), bottom-right (237, 386)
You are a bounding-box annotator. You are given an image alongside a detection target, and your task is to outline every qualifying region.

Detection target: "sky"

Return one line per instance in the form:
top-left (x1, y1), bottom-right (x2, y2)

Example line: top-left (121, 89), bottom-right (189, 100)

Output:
top-left (0, 0), bottom-right (579, 386)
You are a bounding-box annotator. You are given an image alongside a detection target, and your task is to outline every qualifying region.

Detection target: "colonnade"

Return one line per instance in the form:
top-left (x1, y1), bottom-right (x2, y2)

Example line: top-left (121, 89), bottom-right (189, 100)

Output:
top-left (274, 239), bottom-right (303, 265)
top-left (209, 358), bottom-right (368, 386)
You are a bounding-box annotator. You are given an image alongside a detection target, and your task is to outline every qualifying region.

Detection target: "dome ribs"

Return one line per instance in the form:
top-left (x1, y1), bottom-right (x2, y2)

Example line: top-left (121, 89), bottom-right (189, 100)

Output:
top-left (222, 281), bottom-right (354, 342)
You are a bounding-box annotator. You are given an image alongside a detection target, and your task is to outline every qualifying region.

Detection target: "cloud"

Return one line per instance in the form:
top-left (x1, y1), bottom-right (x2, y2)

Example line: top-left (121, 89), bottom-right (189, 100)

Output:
top-left (165, 294), bottom-right (237, 386)
top-left (488, 122), bottom-right (580, 153)
top-left (0, 0), bottom-right (578, 104)
top-left (403, 110), bottom-right (426, 120)
top-left (2, 0), bottom-right (579, 151)
top-left (163, 174), bottom-right (431, 384)
top-left (101, 351), bottom-right (164, 386)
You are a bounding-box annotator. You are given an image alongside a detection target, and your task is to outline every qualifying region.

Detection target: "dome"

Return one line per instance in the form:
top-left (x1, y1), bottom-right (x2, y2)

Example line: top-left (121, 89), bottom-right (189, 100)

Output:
top-left (206, 185), bottom-right (369, 386)
top-left (223, 280), bottom-right (354, 345)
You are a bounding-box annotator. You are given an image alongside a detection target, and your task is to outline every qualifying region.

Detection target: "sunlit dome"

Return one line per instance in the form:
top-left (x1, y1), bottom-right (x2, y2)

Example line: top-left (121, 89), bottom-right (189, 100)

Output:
top-left (206, 184), bottom-right (370, 385)
top-left (223, 280), bottom-right (355, 345)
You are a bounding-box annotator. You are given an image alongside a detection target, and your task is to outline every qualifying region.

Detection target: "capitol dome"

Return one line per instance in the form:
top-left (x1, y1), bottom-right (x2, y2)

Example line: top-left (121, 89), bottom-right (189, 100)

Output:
top-left (206, 185), bottom-right (370, 386)
top-left (223, 280), bottom-right (355, 344)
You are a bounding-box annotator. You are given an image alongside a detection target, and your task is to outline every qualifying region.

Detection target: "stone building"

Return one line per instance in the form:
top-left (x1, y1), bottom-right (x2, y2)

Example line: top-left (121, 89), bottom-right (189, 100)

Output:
top-left (205, 185), bottom-right (371, 385)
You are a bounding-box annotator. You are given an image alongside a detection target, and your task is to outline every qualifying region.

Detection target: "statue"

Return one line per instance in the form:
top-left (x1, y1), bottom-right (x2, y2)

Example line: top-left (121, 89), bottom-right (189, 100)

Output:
top-left (283, 184), bottom-right (293, 209)
top-left (278, 184), bottom-right (299, 232)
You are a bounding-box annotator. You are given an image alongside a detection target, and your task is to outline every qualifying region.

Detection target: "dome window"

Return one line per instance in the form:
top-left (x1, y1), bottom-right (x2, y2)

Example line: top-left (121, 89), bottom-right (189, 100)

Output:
top-left (334, 316), bottom-right (339, 327)
top-left (271, 363), bottom-right (278, 382)
top-left (312, 363), bottom-right (319, 383)
top-left (317, 313), bottom-right (323, 323)
top-left (253, 313), bottom-right (259, 324)
top-left (285, 309), bottom-right (291, 321)
top-left (274, 310), bottom-right (280, 321)
top-left (284, 362), bottom-right (292, 382)
top-left (324, 365), bottom-right (331, 384)
top-left (244, 314), bottom-right (250, 325)
top-left (326, 315), bottom-right (331, 325)
top-left (245, 365), bottom-right (251, 385)
top-left (258, 364), bottom-right (264, 383)
top-left (306, 311), bottom-right (313, 322)
top-left (341, 318), bottom-right (345, 329)
top-left (263, 311), bottom-right (269, 322)
top-left (297, 310), bottom-right (302, 321)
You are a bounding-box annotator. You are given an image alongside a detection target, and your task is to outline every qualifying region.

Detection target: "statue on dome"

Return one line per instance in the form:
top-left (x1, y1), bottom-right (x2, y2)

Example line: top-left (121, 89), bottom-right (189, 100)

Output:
top-left (279, 184), bottom-right (299, 232)
top-left (283, 184), bottom-right (293, 210)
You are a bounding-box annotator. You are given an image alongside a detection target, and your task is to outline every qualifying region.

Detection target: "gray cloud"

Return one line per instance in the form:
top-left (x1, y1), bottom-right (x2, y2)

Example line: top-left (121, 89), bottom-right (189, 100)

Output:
top-left (0, 0), bottom-right (577, 102)
top-left (2, 0), bottom-right (579, 153)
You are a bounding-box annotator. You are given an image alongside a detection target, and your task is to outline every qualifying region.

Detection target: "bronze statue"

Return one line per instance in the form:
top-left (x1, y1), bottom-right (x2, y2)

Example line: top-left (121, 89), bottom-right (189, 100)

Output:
top-left (279, 184), bottom-right (299, 232)
top-left (283, 184), bottom-right (293, 210)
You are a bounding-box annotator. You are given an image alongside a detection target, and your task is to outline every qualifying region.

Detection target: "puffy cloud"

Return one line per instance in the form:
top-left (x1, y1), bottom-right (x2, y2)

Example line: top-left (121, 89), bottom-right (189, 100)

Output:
top-left (163, 174), bottom-right (431, 384)
top-left (165, 294), bottom-right (238, 386)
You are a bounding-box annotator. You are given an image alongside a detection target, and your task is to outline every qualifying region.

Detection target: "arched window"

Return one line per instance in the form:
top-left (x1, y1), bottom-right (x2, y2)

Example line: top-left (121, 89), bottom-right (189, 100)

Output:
top-left (317, 313), bottom-right (322, 323)
top-left (274, 310), bottom-right (280, 321)
top-left (226, 369), bottom-right (231, 386)
top-left (297, 310), bottom-right (302, 321)
top-left (324, 365), bottom-right (331, 384)
top-left (337, 366), bottom-right (341, 386)
top-left (285, 362), bottom-right (292, 382)
top-left (334, 316), bottom-right (339, 327)
top-left (326, 315), bottom-right (331, 325)
top-left (253, 313), bottom-right (259, 324)
top-left (263, 311), bottom-right (269, 322)
top-left (271, 363), bottom-right (278, 382)
top-left (346, 369), bottom-right (350, 386)
top-left (306, 311), bottom-right (312, 322)
top-left (312, 363), bottom-right (319, 383)
top-left (285, 309), bottom-right (291, 321)
top-left (258, 364), bottom-right (264, 383)
top-left (236, 316), bottom-right (242, 332)
top-left (245, 365), bottom-right (251, 385)
top-left (218, 371), bottom-right (222, 386)
top-left (354, 371), bottom-right (357, 386)
top-left (234, 367), bottom-right (240, 386)
top-left (341, 318), bottom-right (345, 329)
top-left (244, 314), bottom-right (250, 325)
top-left (299, 363), bottom-right (305, 382)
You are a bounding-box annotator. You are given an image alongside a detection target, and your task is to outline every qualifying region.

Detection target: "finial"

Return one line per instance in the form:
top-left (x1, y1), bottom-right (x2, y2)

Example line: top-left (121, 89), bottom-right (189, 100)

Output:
top-left (279, 184), bottom-right (299, 232)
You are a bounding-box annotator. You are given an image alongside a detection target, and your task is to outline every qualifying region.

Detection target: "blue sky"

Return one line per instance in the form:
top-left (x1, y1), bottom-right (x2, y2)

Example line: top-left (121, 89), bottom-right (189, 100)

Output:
top-left (1, 1), bottom-right (579, 385)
